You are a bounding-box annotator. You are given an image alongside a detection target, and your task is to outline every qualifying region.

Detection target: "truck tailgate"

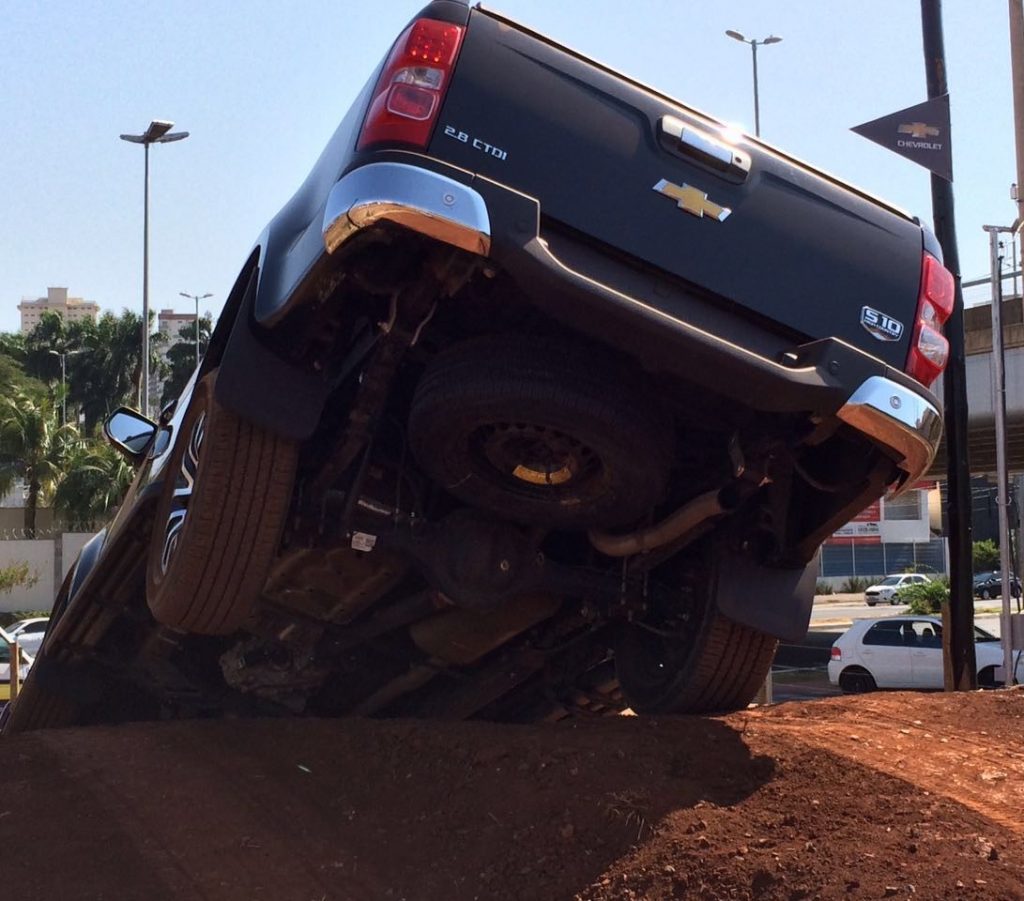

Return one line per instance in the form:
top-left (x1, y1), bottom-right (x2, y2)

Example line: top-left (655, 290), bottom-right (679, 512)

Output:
top-left (429, 8), bottom-right (925, 370)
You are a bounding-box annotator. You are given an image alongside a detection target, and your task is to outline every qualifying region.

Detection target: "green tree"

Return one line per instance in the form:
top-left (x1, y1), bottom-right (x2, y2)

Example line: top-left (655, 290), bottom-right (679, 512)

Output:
top-left (973, 539), bottom-right (1001, 572)
top-left (0, 391), bottom-right (78, 536)
top-left (53, 439), bottom-right (134, 527)
top-left (0, 331), bottom-right (26, 361)
top-left (68, 311), bottom-right (165, 432)
top-left (23, 311), bottom-right (76, 384)
top-left (161, 315), bottom-right (212, 405)
top-left (0, 332), bottom-right (45, 400)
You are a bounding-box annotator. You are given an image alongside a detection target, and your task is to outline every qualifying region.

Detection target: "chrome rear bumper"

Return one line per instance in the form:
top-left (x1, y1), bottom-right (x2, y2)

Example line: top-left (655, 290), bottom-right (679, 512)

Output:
top-left (837, 375), bottom-right (942, 490)
top-left (322, 162), bottom-right (491, 257)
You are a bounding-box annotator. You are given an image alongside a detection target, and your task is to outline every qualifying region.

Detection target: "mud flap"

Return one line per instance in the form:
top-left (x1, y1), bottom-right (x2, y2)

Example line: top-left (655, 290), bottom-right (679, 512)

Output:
top-left (215, 307), bottom-right (329, 441)
top-left (713, 554), bottom-right (817, 644)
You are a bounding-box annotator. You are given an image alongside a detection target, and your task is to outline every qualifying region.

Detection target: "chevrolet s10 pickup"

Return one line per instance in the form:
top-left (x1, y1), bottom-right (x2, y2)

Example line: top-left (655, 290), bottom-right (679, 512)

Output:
top-left (3, 1), bottom-right (950, 732)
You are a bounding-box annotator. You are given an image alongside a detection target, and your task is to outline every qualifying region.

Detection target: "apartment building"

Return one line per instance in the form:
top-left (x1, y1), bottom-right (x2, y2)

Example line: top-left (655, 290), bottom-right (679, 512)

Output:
top-left (18, 287), bottom-right (100, 334)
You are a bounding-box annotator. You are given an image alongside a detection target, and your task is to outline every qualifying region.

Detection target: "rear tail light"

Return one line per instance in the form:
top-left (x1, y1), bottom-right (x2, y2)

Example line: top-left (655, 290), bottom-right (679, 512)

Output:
top-left (357, 19), bottom-right (465, 150)
top-left (905, 252), bottom-right (955, 388)
top-left (830, 646), bottom-right (842, 661)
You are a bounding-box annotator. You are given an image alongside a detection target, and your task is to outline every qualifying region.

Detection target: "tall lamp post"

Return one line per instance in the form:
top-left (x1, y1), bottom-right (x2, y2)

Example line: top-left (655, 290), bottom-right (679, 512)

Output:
top-left (725, 30), bottom-right (783, 137)
top-left (120, 120), bottom-right (189, 418)
top-left (179, 291), bottom-right (213, 368)
top-left (47, 348), bottom-right (85, 427)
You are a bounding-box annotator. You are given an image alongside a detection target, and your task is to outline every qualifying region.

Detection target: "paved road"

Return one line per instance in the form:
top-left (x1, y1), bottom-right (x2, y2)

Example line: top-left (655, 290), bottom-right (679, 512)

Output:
top-left (810, 596), bottom-right (1009, 635)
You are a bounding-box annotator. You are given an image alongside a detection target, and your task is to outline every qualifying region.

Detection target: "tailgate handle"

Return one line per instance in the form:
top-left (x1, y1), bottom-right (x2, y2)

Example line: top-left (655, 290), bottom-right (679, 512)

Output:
top-left (658, 116), bottom-right (750, 181)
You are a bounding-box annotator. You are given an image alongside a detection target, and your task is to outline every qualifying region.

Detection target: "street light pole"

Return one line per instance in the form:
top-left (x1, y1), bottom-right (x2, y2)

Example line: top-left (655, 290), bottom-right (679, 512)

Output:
top-left (47, 348), bottom-right (84, 427)
top-left (725, 30), bottom-right (783, 137)
top-left (751, 40), bottom-right (760, 137)
top-left (120, 120), bottom-right (190, 418)
top-left (179, 291), bottom-right (213, 369)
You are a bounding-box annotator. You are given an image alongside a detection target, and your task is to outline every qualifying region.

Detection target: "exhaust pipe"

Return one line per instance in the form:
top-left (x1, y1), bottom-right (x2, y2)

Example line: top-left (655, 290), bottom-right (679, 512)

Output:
top-left (587, 486), bottom-right (737, 558)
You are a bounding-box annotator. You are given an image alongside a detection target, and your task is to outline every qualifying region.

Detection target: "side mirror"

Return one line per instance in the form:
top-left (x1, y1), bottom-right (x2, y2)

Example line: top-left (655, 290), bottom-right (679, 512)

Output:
top-left (104, 407), bottom-right (157, 458)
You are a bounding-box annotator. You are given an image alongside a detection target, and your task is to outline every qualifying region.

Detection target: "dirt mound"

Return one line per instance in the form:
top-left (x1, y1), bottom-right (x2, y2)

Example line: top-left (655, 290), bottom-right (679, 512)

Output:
top-left (2, 691), bottom-right (1023, 900)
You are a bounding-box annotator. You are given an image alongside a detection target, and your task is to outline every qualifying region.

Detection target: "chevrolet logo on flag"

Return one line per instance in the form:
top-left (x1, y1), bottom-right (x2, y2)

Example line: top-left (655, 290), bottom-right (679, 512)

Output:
top-left (898, 122), bottom-right (940, 139)
top-left (653, 179), bottom-right (731, 221)
top-left (851, 95), bottom-right (952, 181)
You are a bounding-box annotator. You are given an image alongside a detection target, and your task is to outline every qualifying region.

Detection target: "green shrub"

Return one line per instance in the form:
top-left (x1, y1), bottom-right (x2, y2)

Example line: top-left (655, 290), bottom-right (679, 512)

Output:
top-left (0, 563), bottom-right (38, 596)
top-left (815, 580), bottom-right (834, 596)
top-left (973, 539), bottom-right (1000, 572)
top-left (900, 580), bottom-right (949, 615)
top-left (839, 575), bottom-right (880, 593)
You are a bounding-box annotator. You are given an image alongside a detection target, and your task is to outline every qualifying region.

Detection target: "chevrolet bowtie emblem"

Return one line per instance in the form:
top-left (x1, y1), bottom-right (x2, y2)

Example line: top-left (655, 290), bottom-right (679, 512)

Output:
top-left (898, 122), bottom-right (940, 139)
top-left (653, 179), bottom-right (731, 221)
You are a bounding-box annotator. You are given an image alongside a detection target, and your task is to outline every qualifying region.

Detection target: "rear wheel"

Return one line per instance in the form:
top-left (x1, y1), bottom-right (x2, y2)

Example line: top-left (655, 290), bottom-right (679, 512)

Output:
top-left (978, 665), bottom-right (1000, 689)
top-left (838, 667), bottom-right (877, 693)
top-left (981, 588), bottom-right (992, 600)
top-left (146, 371), bottom-right (297, 634)
top-left (614, 545), bottom-right (779, 714)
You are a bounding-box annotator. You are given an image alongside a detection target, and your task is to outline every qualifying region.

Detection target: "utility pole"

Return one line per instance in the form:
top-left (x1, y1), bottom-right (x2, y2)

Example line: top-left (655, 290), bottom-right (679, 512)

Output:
top-left (1010, 1), bottom-right (1024, 246)
top-left (921, 0), bottom-right (976, 690)
top-left (985, 225), bottom-right (1018, 686)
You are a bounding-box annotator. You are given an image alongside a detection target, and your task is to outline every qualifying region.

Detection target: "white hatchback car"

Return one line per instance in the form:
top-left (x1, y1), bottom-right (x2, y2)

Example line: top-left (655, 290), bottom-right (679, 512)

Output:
top-left (0, 627), bottom-right (34, 702)
top-left (863, 573), bottom-right (931, 606)
top-left (829, 615), bottom-right (1024, 692)
top-left (5, 617), bottom-right (49, 657)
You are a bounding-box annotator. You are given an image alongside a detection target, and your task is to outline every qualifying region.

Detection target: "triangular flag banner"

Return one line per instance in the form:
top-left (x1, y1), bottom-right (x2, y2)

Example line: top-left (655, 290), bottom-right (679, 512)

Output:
top-left (851, 95), bottom-right (952, 181)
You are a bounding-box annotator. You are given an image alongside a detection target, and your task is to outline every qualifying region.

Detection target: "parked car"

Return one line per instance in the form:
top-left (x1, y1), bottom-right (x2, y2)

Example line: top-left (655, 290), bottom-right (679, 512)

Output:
top-left (5, 617), bottom-right (49, 657)
top-left (2, 2), bottom-right (950, 734)
top-left (860, 573), bottom-right (933, 610)
top-left (0, 628), bottom-right (33, 703)
top-left (972, 571), bottom-right (1022, 600)
top-left (829, 615), bottom-right (1023, 692)
top-left (863, 573), bottom-right (932, 606)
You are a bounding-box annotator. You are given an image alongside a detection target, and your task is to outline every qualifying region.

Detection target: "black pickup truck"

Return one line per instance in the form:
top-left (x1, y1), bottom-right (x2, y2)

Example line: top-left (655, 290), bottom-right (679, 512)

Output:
top-left (3, 1), bottom-right (949, 732)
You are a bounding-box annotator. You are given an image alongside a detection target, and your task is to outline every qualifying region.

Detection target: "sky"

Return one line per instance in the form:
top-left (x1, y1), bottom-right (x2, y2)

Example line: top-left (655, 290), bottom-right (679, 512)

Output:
top-left (1, 0), bottom-right (1019, 335)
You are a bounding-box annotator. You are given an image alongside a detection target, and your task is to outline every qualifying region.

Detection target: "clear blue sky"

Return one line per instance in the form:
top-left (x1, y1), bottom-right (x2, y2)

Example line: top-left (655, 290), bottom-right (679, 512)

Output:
top-left (0, 0), bottom-right (1017, 335)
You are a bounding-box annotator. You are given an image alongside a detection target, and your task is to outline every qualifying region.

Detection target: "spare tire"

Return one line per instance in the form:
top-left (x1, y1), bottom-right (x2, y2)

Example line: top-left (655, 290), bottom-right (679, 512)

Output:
top-left (408, 337), bottom-right (673, 529)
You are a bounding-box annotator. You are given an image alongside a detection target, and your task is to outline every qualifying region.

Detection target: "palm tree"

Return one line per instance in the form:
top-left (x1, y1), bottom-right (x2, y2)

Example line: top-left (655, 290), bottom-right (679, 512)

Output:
top-left (0, 392), bottom-right (78, 536)
top-left (69, 311), bottom-right (164, 432)
top-left (161, 314), bottom-right (212, 405)
top-left (23, 311), bottom-right (77, 383)
top-left (53, 440), bottom-right (134, 527)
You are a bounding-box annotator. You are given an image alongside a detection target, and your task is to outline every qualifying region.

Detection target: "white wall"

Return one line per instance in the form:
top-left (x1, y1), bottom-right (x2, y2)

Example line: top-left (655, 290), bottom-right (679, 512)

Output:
top-left (0, 540), bottom-right (55, 613)
top-left (61, 532), bottom-right (94, 576)
top-left (0, 533), bottom-right (96, 613)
